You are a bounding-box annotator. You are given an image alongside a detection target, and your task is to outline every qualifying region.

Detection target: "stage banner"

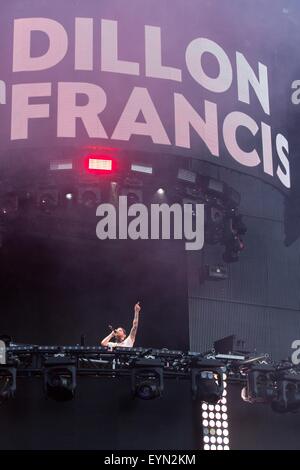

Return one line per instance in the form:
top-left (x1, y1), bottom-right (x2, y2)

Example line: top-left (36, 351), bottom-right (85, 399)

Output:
top-left (0, 0), bottom-right (298, 190)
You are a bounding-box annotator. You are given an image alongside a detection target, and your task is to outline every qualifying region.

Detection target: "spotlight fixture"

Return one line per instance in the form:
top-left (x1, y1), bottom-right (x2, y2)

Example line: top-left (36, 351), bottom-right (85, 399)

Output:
top-left (242, 365), bottom-right (276, 404)
top-left (223, 235), bottom-right (244, 263)
top-left (37, 188), bottom-right (59, 212)
top-left (0, 193), bottom-right (18, 217)
top-left (44, 358), bottom-right (76, 402)
top-left (131, 163), bottom-right (153, 175)
top-left (205, 204), bottom-right (225, 244)
top-left (207, 178), bottom-right (225, 195)
top-left (131, 358), bottom-right (164, 400)
top-left (18, 191), bottom-right (35, 211)
top-left (271, 372), bottom-right (300, 413)
top-left (184, 186), bottom-right (203, 200)
top-left (200, 264), bottom-right (228, 283)
top-left (78, 185), bottom-right (101, 209)
top-left (226, 187), bottom-right (241, 207)
top-left (191, 359), bottom-right (224, 404)
top-left (177, 168), bottom-right (197, 184)
top-left (50, 160), bottom-right (73, 171)
top-left (119, 176), bottom-right (144, 205)
top-left (0, 366), bottom-right (16, 403)
top-left (222, 216), bottom-right (245, 263)
top-left (232, 214), bottom-right (247, 236)
top-left (157, 188), bottom-right (165, 195)
top-left (120, 187), bottom-right (143, 205)
top-left (61, 189), bottom-right (77, 206)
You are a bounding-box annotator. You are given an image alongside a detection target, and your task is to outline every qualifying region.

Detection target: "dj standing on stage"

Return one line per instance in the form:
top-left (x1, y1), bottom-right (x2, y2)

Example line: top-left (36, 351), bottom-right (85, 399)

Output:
top-left (100, 302), bottom-right (141, 348)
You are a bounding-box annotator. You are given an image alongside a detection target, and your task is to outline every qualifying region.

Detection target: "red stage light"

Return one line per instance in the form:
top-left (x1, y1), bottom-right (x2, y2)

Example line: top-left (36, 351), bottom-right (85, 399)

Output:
top-left (85, 156), bottom-right (114, 174)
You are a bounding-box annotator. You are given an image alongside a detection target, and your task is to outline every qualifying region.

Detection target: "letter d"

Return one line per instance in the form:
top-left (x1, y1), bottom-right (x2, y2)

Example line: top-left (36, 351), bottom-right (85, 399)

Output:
top-left (13, 18), bottom-right (68, 72)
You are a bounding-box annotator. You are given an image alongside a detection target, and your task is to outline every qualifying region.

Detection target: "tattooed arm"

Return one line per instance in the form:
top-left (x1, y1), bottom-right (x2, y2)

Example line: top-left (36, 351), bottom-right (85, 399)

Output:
top-left (129, 302), bottom-right (141, 343)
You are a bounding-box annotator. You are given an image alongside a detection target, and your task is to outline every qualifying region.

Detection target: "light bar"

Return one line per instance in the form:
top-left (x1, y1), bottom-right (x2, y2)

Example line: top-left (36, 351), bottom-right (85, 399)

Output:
top-left (208, 178), bottom-right (224, 194)
top-left (88, 158), bottom-right (113, 172)
top-left (177, 169), bottom-right (197, 184)
top-left (50, 160), bottom-right (73, 171)
top-left (131, 163), bottom-right (153, 175)
top-left (202, 372), bottom-right (230, 451)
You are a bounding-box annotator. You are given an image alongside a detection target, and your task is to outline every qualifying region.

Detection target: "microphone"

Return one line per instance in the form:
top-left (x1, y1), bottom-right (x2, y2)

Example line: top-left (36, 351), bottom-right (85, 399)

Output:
top-left (108, 325), bottom-right (117, 334)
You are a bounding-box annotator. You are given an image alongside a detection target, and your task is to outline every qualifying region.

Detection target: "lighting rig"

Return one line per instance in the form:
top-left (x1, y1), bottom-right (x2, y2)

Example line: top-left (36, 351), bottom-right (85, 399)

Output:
top-left (1, 337), bottom-right (299, 454)
top-left (2, 337), bottom-right (299, 415)
top-left (0, 152), bottom-right (247, 265)
top-left (213, 335), bottom-right (300, 414)
top-left (1, 343), bottom-right (227, 403)
top-left (240, 361), bottom-right (300, 414)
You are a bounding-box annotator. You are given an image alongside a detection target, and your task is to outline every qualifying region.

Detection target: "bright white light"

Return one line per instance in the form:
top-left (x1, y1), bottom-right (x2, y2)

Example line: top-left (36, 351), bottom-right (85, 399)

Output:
top-left (204, 444), bottom-right (210, 450)
top-left (202, 373), bottom-right (229, 451)
top-left (131, 163), bottom-right (153, 175)
top-left (204, 436), bottom-right (210, 443)
top-left (157, 188), bottom-right (165, 195)
top-left (50, 160), bottom-right (73, 171)
top-left (65, 193), bottom-right (73, 200)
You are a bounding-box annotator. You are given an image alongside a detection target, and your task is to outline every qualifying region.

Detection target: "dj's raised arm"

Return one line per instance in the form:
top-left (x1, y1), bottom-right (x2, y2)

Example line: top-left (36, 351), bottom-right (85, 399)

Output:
top-left (129, 302), bottom-right (141, 344)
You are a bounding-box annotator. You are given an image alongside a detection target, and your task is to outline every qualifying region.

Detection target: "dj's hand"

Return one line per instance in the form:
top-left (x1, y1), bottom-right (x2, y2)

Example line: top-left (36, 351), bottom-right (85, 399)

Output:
top-left (108, 326), bottom-right (116, 337)
top-left (134, 302), bottom-right (141, 313)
